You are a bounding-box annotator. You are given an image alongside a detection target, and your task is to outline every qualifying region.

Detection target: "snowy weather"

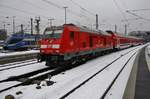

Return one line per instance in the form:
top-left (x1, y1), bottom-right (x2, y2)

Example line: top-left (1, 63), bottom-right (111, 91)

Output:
top-left (0, 0), bottom-right (150, 99)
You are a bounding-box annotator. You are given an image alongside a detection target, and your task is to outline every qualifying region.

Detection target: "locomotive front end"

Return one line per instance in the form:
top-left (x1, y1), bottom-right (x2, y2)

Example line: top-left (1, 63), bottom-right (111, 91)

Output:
top-left (38, 26), bottom-right (64, 67)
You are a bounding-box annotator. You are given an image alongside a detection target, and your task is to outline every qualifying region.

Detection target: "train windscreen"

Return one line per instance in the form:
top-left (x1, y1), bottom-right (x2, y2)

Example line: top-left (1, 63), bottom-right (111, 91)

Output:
top-left (44, 29), bottom-right (63, 38)
top-left (8, 38), bottom-right (23, 44)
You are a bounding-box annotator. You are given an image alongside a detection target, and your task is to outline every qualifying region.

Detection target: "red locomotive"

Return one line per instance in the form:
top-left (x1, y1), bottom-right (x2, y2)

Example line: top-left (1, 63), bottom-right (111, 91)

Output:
top-left (38, 24), bottom-right (143, 67)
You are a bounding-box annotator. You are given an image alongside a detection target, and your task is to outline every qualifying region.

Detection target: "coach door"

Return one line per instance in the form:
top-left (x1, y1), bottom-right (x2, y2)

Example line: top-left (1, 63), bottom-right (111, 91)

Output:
top-left (89, 35), bottom-right (93, 48)
top-left (117, 38), bottom-right (120, 49)
top-left (70, 31), bottom-right (79, 52)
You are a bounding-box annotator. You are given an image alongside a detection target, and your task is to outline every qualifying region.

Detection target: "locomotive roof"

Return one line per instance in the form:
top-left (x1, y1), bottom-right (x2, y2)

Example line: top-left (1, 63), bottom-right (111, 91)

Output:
top-left (79, 26), bottom-right (110, 36)
top-left (64, 24), bottom-right (111, 36)
top-left (64, 24), bottom-right (112, 36)
top-left (45, 26), bottom-right (63, 31)
top-left (45, 24), bottom-right (111, 36)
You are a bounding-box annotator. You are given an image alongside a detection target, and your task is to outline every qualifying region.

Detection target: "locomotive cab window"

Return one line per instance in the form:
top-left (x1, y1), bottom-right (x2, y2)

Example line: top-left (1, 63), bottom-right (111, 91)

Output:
top-left (9, 38), bottom-right (23, 44)
top-left (70, 31), bottom-right (74, 40)
top-left (44, 29), bottom-right (63, 38)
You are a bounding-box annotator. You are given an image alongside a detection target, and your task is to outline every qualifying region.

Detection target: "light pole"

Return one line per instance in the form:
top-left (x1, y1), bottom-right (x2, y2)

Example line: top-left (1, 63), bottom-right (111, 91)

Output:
top-left (125, 24), bottom-right (127, 36)
top-left (2, 16), bottom-right (9, 31)
top-left (63, 6), bottom-right (68, 24)
top-left (30, 18), bottom-right (33, 35)
top-left (35, 17), bottom-right (40, 41)
top-left (48, 18), bottom-right (55, 27)
top-left (12, 16), bottom-right (16, 34)
top-left (2, 21), bottom-right (5, 30)
top-left (96, 14), bottom-right (98, 30)
top-left (115, 24), bottom-right (117, 33)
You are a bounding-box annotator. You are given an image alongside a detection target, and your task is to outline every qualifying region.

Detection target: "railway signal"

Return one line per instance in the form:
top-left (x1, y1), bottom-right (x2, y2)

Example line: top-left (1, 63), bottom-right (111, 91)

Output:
top-left (35, 17), bottom-right (40, 40)
top-left (13, 16), bottom-right (16, 34)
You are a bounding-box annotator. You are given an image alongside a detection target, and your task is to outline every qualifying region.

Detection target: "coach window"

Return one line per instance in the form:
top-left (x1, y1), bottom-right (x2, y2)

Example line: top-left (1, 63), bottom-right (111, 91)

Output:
top-left (70, 31), bottom-right (74, 40)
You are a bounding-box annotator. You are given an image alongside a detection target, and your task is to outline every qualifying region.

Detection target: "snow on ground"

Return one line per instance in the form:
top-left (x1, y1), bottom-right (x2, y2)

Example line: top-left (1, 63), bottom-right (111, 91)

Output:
top-left (66, 48), bottom-right (139, 99)
top-left (103, 51), bottom-right (137, 99)
top-left (0, 81), bottom-right (21, 91)
top-left (0, 45), bottom-right (145, 99)
top-left (147, 44), bottom-right (150, 55)
top-left (0, 62), bottom-right (46, 81)
top-left (145, 44), bottom-right (150, 71)
top-left (0, 50), bottom-right (39, 58)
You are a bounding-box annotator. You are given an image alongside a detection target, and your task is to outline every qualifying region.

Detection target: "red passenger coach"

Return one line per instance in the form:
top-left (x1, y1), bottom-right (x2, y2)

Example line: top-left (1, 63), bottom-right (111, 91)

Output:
top-left (106, 30), bottom-right (144, 49)
top-left (39, 24), bottom-right (113, 67)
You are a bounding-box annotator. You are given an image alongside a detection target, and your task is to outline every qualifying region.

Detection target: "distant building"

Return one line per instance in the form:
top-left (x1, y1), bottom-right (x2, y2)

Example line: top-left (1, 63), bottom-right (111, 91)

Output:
top-left (129, 31), bottom-right (150, 42)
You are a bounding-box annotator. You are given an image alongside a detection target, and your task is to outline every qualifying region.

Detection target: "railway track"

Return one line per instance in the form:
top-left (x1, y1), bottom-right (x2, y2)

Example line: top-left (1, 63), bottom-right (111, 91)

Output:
top-left (0, 65), bottom-right (72, 93)
top-left (0, 59), bottom-right (36, 68)
top-left (0, 66), bottom-right (51, 83)
top-left (0, 46), bottom-right (143, 94)
top-left (59, 49), bottom-right (138, 99)
top-left (100, 53), bottom-right (137, 99)
top-left (0, 60), bottom-right (37, 71)
top-left (0, 52), bottom-right (38, 64)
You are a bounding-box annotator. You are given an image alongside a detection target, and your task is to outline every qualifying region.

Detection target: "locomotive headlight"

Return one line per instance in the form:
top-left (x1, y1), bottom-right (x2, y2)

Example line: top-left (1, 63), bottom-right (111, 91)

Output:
top-left (52, 44), bottom-right (60, 49)
top-left (40, 45), bottom-right (47, 48)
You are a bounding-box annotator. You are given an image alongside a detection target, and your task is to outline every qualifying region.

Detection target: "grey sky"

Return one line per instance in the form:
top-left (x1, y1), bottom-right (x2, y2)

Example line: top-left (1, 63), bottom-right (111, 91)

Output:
top-left (0, 0), bottom-right (150, 34)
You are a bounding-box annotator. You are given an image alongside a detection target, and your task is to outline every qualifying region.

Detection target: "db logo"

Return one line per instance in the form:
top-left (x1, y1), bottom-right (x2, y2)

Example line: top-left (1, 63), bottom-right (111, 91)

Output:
top-left (70, 41), bottom-right (74, 46)
top-left (48, 40), bottom-right (53, 43)
top-left (48, 45), bottom-right (52, 48)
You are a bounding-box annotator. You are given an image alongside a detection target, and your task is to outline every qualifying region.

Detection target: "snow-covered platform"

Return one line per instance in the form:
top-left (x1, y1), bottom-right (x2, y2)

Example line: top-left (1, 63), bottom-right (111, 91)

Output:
top-left (123, 44), bottom-right (150, 99)
top-left (134, 45), bottom-right (150, 99)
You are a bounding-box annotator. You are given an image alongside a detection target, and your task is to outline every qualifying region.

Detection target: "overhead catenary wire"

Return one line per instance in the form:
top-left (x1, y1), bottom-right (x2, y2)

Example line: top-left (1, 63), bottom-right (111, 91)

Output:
top-left (69, 0), bottom-right (95, 16)
top-left (68, 0), bottom-right (106, 30)
top-left (18, 0), bottom-right (67, 23)
top-left (41, 0), bottom-right (83, 24)
top-left (0, 13), bottom-right (31, 24)
top-left (0, 3), bottom-right (68, 31)
top-left (0, 3), bottom-right (66, 24)
top-left (125, 8), bottom-right (150, 31)
top-left (121, 18), bottom-right (141, 22)
top-left (112, 0), bottom-right (129, 24)
top-left (0, 0), bottom-right (95, 28)
top-left (126, 10), bottom-right (150, 22)
top-left (68, 0), bottom-right (97, 24)
top-left (21, 0), bottom-right (50, 11)
top-left (0, 11), bottom-right (32, 31)
top-left (42, 0), bottom-right (95, 23)
top-left (112, 0), bottom-right (131, 34)
top-left (130, 8), bottom-right (150, 12)
top-left (0, 4), bottom-right (50, 19)
top-left (0, 5), bottom-right (44, 33)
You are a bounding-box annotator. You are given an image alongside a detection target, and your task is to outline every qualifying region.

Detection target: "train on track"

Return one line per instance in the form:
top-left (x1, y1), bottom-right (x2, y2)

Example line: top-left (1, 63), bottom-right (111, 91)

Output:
top-left (3, 33), bottom-right (41, 50)
top-left (38, 24), bottom-right (144, 67)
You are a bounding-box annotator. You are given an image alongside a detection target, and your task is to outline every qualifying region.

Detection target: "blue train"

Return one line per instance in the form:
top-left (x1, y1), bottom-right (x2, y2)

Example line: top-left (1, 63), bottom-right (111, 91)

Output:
top-left (3, 33), bottom-right (41, 50)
